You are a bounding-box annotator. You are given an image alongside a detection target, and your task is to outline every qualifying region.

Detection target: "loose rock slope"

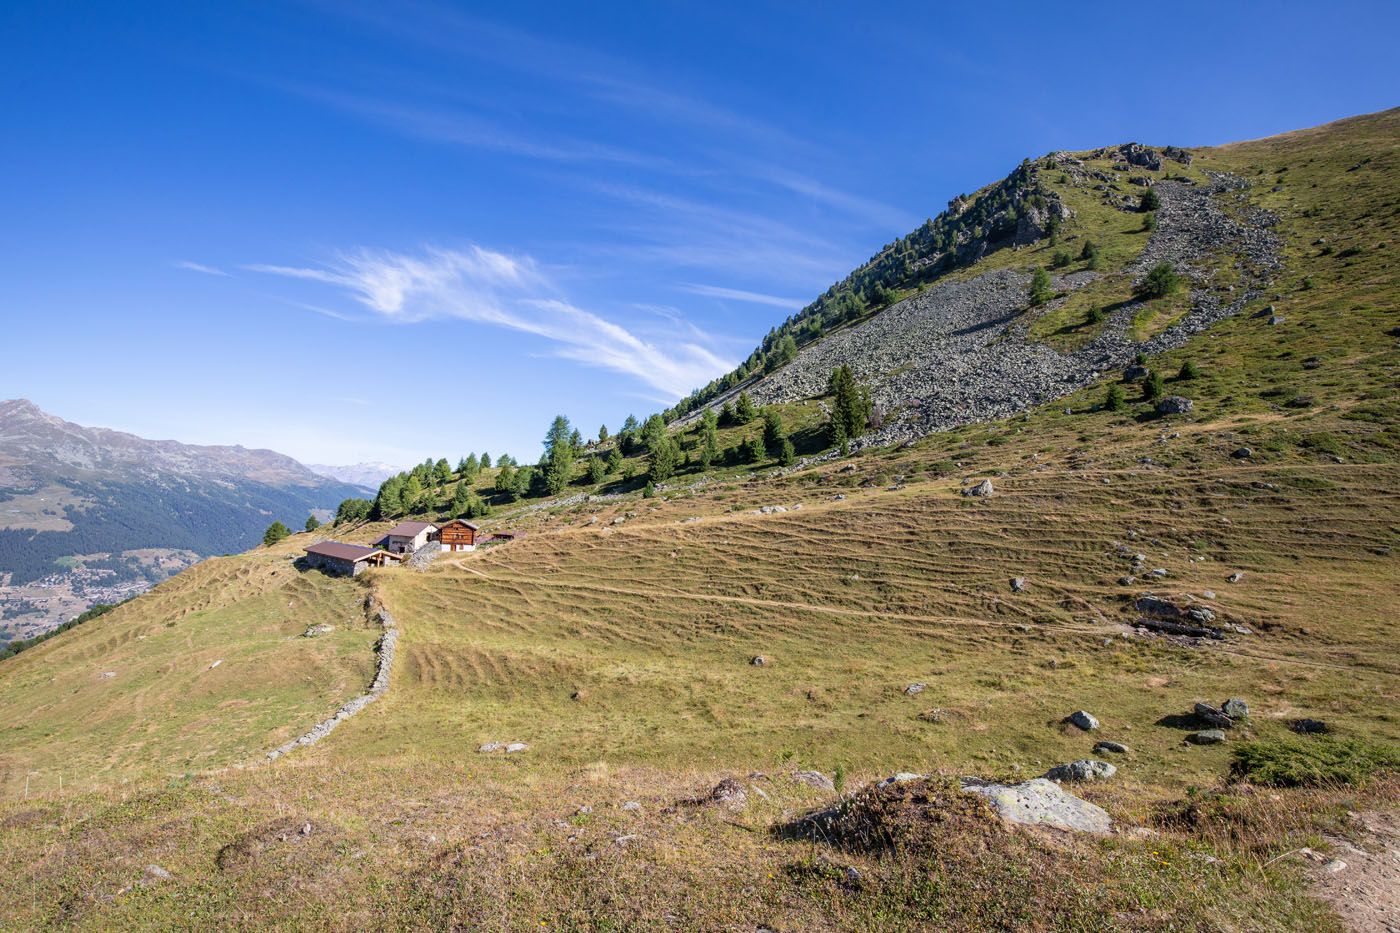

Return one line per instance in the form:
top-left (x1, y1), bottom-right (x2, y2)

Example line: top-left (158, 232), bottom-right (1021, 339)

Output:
top-left (729, 159), bottom-right (1280, 448)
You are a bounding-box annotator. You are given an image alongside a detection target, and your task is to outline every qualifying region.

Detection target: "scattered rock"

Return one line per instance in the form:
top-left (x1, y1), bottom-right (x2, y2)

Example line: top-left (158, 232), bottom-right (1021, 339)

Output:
top-left (876, 772), bottom-right (926, 788)
top-left (791, 770), bottom-right (837, 792)
top-left (1093, 741), bottom-right (1130, 755)
top-left (1322, 859), bottom-right (1347, 874)
top-left (1010, 577), bottom-right (1027, 593)
top-left (302, 624), bottom-right (334, 638)
top-left (1291, 718), bottom-right (1330, 735)
top-left (1227, 572), bottom-right (1245, 583)
top-left (1231, 447), bottom-right (1253, 459)
top-left (750, 655), bottom-right (768, 667)
top-left (961, 778), bottom-right (1113, 834)
top-left (1044, 759), bottom-right (1117, 783)
top-left (1302, 356), bottom-right (1322, 370)
top-left (1187, 729), bottom-right (1227, 745)
top-left (478, 742), bottom-right (504, 753)
top-left (903, 683), bottom-right (926, 696)
top-left (697, 778), bottom-right (747, 810)
top-left (1066, 710), bottom-right (1100, 731)
top-left (1123, 364), bottom-right (1149, 381)
top-left (621, 801), bottom-right (642, 812)
top-left (505, 742), bottom-right (529, 754)
top-left (963, 479), bottom-right (995, 498)
top-left (141, 864), bottom-right (172, 885)
top-left (1221, 698), bottom-right (1249, 719)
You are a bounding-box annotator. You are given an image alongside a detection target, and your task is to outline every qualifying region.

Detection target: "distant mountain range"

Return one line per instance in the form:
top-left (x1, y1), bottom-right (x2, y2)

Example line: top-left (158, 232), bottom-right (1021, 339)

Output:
top-left (0, 399), bottom-right (365, 638)
top-left (306, 461), bottom-right (401, 490)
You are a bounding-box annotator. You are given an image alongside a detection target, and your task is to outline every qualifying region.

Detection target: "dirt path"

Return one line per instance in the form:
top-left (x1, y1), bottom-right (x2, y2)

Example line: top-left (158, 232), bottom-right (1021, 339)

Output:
top-left (1306, 808), bottom-right (1400, 932)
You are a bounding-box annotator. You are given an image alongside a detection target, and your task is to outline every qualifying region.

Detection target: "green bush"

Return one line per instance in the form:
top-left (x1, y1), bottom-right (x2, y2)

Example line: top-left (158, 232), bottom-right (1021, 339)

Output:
top-left (1231, 735), bottom-right (1400, 787)
top-left (1086, 306), bottom-right (1106, 326)
top-left (1139, 188), bottom-right (1160, 212)
top-left (1135, 261), bottom-right (1182, 300)
top-left (1050, 250), bottom-right (1072, 270)
top-left (1104, 384), bottom-right (1126, 412)
top-left (1178, 360), bottom-right (1200, 380)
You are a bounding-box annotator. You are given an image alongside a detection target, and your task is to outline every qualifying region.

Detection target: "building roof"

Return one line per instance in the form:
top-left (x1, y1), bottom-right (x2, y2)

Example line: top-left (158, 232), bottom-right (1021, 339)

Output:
top-left (439, 518), bottom-right (479, 530)
top-left (386, 520), bottom-right (437, 537)
top-left (304, 541), bottom-right (382, 562)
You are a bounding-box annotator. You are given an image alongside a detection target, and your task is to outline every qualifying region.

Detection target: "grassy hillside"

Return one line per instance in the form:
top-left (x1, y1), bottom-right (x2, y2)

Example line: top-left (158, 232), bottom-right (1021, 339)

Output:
top-left (0, 109), bottom-right (1396, 929)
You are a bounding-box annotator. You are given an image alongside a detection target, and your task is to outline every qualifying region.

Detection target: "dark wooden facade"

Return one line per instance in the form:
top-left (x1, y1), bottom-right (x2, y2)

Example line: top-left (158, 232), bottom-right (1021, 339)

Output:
top-left (438, 519), bottom-right (479, 552)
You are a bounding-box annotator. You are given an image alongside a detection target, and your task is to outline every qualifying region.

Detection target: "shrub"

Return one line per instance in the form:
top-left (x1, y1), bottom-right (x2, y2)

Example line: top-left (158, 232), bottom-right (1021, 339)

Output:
top-left (1104, 384), bottom-right (1126, 411)
top-left (1086, 306), bottom-right (1106, 326)
top-left (778, 437), bottom-right (796, 466)
top-left (1050, 250), bottom-right (1072, 270)
top-left (1079, 240), bottom-right (1099, 261)
top-left (304, 515), bottom-right (321, 532)
top-left (1142, 211), bottom-right (1157, 231)
top-left (642, 481), bottom-right (656, 499)
top-left (586, 457), bottom-right (607, 484)
top-left (1178, 360), bottom-right (1200, 380)
top-left (1135, 261), bottom-right (1183, 299)
top-left (1028, 268), bottom-right (1054, 307)
top-left (1139, 188), bottom-right (1160, 212)
top-left (742, 435), bottom-right (766, 464)
top-left (1231, 735), bottom-right (1400, 787)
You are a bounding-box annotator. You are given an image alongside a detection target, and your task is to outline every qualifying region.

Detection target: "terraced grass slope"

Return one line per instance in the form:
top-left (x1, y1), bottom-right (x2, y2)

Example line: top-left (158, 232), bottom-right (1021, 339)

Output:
top-left (0, 109), bottom-right (1396, 930)
top-left (0, 537), bottom-right (378, 797)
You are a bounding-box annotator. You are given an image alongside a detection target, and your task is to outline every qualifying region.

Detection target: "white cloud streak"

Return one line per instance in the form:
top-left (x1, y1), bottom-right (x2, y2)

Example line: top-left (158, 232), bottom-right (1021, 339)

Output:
top-left (175, 260), bottom-right (231, 277)
top-left (250, 246), bottom-right (732, 397)
top-left (679, 284), bottom-right (805, 310)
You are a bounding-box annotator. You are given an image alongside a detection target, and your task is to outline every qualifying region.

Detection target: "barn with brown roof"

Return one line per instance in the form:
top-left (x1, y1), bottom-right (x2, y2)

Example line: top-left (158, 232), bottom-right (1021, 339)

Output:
top-left (303, 541), bottom-right (398, 576)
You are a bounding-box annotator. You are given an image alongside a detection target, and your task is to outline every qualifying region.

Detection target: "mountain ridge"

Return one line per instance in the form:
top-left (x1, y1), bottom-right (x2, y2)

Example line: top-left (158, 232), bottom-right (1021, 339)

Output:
top-left (0, 399), bottom-right (365, 638)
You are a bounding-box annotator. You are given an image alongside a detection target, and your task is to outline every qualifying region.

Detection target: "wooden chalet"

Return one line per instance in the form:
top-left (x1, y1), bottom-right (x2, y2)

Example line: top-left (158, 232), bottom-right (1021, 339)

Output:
top-left (438, 518), bottom-right (480, 552)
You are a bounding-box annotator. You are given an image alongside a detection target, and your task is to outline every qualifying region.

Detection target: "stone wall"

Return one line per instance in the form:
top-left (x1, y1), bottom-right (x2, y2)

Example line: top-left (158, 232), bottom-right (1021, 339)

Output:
top-left (265, 591), bottom-right (397, 761)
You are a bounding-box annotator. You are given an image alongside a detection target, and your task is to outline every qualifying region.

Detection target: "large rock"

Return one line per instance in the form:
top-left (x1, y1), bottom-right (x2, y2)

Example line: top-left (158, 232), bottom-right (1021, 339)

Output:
top-left (1187, 729), bottom-right (1227, 745)
top-left (1044, 760), bottom-right (1117, 783)
top-left (961, 778), bottom-right (1113, 834)
top-left (1156, 396), bottom-right (1194, 416)
top-left (1066, 710), bottom-right (1100, 731)
top-left (1193, 702), bottom-right (1234, 729)
top-left (963, 479), bottom-right (995, 498)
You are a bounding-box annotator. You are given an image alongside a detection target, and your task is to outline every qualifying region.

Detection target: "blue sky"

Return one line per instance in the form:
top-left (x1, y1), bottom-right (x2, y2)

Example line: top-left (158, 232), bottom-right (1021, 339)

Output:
top-left (3, 2), bottom-right (1396, 467)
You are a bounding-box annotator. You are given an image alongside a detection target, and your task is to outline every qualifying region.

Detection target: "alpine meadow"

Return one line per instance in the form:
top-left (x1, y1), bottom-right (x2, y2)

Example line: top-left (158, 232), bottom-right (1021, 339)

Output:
top-left (1, 5), bottom-right (1398, 931)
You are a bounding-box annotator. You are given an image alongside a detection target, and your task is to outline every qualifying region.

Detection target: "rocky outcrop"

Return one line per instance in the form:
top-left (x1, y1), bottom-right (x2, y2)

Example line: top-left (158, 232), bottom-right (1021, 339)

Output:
top-left (961, 777), bottom-right (1114, 833)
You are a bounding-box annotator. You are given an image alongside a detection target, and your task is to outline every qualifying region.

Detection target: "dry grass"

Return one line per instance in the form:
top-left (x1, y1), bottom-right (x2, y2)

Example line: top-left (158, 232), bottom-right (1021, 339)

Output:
top-left (0, 108), bottom-right (1396, 928)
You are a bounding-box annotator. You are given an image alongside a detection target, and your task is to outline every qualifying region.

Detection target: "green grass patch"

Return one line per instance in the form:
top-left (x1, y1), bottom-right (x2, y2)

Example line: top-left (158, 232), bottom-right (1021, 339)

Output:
top-left (1231, 735), bottom-right (1400, 787)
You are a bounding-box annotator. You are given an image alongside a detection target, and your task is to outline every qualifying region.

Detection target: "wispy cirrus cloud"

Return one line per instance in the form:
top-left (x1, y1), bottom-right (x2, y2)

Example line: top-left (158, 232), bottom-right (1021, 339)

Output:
top-left (248, 246), bottom-right (732, 397)
top-left (678, 284), bottom-right (805, 310)
top-left (175, 260), bottom-right (231, 277)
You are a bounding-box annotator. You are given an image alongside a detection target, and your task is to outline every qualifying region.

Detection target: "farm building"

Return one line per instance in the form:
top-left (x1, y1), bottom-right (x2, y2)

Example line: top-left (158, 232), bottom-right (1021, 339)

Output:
top-left (438, 519), bottom-right (479, 552)
top-left (383, 521), bottom-right (439, 554)
top-left (303, 541), bottom-right (398, 577)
